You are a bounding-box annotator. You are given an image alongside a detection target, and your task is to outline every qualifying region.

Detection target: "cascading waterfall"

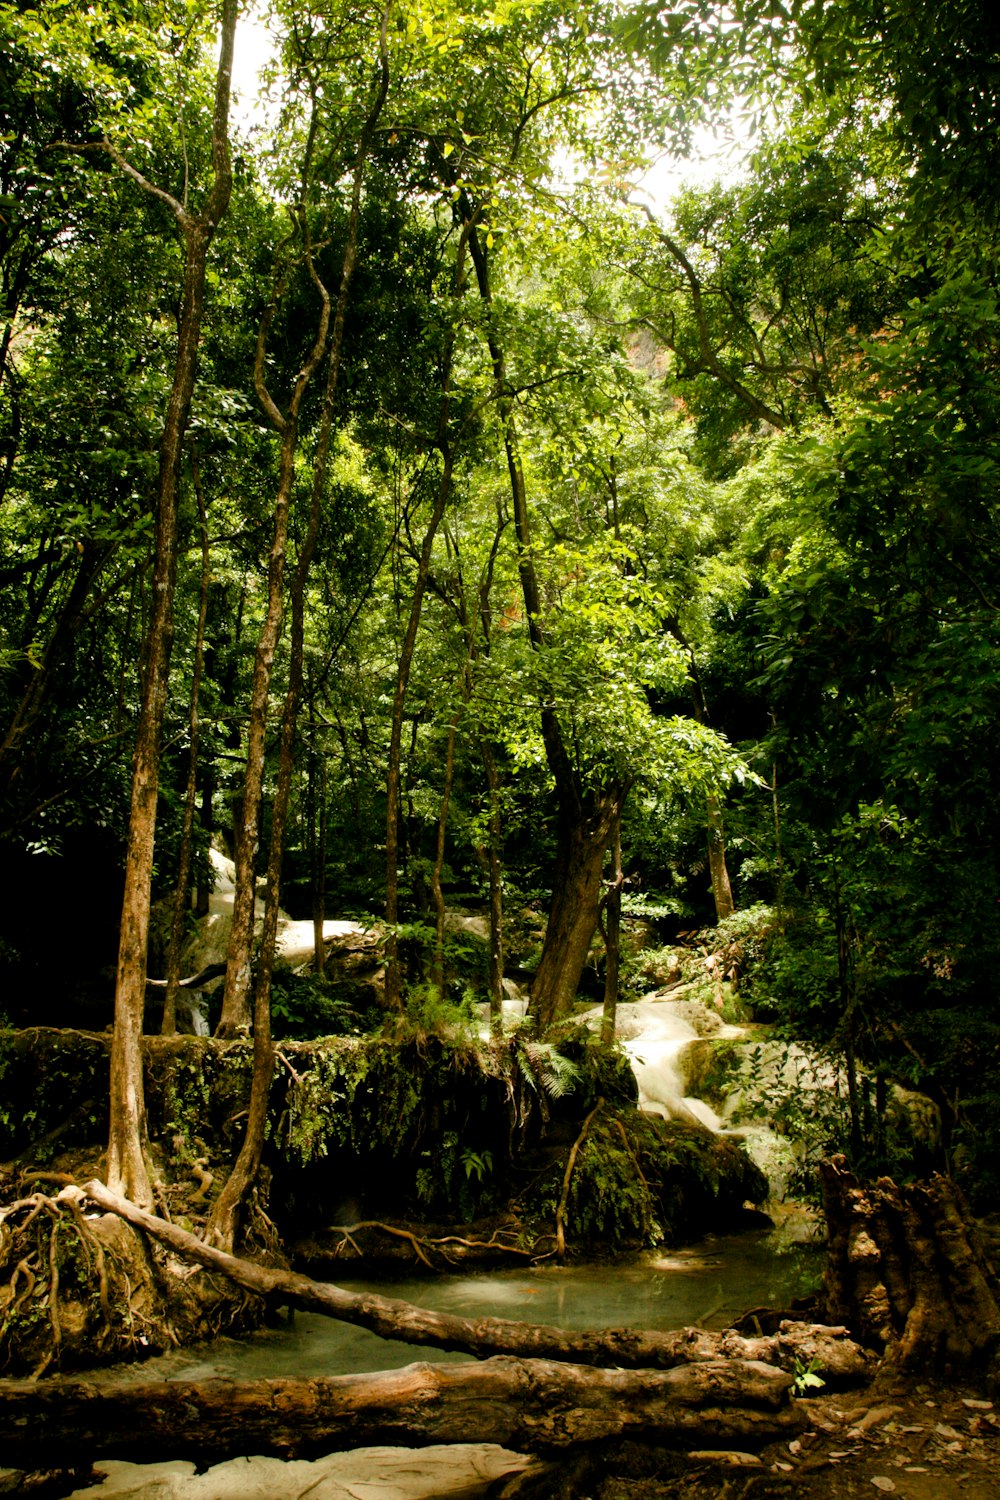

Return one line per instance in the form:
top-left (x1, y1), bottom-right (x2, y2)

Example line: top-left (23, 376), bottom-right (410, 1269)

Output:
top-left (585, 994), bottom-right (834, 1203)
top-left (603, 1000), bottom-right (739, 1130)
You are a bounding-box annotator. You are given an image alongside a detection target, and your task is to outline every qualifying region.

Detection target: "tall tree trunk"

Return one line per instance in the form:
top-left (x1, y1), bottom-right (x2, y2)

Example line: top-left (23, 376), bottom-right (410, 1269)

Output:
top-left (600, 813), bottom-right (624, 1048)
top-left (215, 207), bottom-right (332, 1040)
top-left (430, 706), bottom-right (460, 996)
top-left (162, 447), bottom-right (211, 1035)
top-left (463, 203), bottom-right (629, 1029)
top-left (106, 2), bottom-right (237, 1204)
top-left (308, 694), bottom-right (328, 976)
top-left (384, 220), bottom-right (472, 1009)
top-left (384, 457), bottom-right (454, 1009)
top-left (214, 407), bottom-right (301, 1036)
top-left (530, 787), bottom-right (628, 1033)
top-left (482, 737), bottom-right (505, 1037)
top-left (207, 19), bottom-right (390, 1241)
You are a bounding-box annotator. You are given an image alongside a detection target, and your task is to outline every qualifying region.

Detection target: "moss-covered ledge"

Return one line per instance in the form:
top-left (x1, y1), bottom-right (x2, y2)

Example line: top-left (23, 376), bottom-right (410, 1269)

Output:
top-left (0, 1027), bottom-right (767, 1262)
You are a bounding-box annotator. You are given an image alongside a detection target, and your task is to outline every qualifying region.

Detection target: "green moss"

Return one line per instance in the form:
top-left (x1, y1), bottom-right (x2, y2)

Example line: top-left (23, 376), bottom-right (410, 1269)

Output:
top-left (0, 1028), bottom-right (767, 1255)
top-left (518, 1108), bottom-right (769, 1254)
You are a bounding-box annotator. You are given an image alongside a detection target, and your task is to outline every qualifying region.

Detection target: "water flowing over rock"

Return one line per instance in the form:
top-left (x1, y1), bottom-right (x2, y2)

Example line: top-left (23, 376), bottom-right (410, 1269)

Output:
top-left (167, 849), bottom-right (376, 1027)
top-left (581, 990), bottom-right (842, 1204)
top-left (581, 996), bottom-right (740, 1132)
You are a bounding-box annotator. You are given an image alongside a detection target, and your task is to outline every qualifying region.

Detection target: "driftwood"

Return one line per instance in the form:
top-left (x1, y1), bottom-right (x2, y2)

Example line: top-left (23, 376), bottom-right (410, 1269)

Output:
top-left (0, 1354), bottom-right (803, 1470)
top-left (82, 1180), bottom-right (868, 1381)
top-left (820, 1154), bottom-right (1000, 1372)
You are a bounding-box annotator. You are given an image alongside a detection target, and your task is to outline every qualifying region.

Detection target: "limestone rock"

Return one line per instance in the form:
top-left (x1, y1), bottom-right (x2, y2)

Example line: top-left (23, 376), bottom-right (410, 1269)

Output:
top-left (70, 1445), bottom-right (538, 1499)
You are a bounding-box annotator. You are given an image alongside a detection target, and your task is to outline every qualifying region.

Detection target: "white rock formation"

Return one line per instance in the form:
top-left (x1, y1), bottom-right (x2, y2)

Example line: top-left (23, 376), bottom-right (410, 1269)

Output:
top-left (68, 1444), bottom-right (537, 1499)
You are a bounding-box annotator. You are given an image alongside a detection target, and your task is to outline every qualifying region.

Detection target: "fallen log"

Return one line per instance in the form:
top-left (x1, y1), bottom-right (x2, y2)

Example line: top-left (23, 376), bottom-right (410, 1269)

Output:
top-left (82, 1180), bottom-right (868, 1382)
top-left (0, 1354), bottom-right (803, 1470)
top-left (820, 1155), bottom-right (1000, 1372)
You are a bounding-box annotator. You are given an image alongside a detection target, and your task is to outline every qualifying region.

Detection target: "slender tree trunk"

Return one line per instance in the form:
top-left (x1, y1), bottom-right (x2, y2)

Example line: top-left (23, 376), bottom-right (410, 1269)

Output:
top-left (308, 707), bottom-right (328, 976)
top-left (482, 738), bottom-right (505, 1037)
top-left (707, 792), bottom-right (735, 922)
top-left (216, 150), bottom-right (339, 1036)
top-left (214, 415), bottom-right (299, 1037)
top-left (384, 457), bottom-right (454, 1008)
top-left (106, 2), bottom-right (236, 1203)
top-left (384, 218), bottom-right (472, 1009)
top-left (430, 706), bottom-right (460, 996)
top-left (600, 814), bottom-right (624, 1048)
top-left (208, 20), bottom-right (390, 1240)
top-left (162, 448), bottom-right (211, 1035)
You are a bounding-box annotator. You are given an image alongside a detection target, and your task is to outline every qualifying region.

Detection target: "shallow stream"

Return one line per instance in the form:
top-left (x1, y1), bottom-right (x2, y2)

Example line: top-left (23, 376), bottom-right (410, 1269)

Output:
top-left (97, 1217), bottom-right (822, 1386)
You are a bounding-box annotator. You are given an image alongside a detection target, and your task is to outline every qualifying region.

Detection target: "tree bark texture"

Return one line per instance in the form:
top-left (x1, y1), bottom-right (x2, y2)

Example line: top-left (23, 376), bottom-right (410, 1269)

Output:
top-left (162, 447), bottom-right (211, 1036)
top-left (106, 0), bottom-right (237, 1205)
top-left (0, 1355), bottom-right (803, 1471)
top-left (529, 787), bottom-right (627, 1033)
top-left (819, 1154), bottom-right (1000, 1373)
top-left (706, 792), bottom-right (735, 923)
top-left (82, 1181), bottom-right (868, 1383)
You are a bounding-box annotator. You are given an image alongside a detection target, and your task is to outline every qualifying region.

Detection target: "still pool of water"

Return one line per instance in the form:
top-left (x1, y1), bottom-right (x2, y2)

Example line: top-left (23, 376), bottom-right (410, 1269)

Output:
top-left (100, 1222), bottom-right (823, 1386)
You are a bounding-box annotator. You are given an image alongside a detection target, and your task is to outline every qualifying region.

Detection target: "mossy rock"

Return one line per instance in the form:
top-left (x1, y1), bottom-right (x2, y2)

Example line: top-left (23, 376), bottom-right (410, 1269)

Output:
top-left (517, 1106), bottom-right (769, 1255)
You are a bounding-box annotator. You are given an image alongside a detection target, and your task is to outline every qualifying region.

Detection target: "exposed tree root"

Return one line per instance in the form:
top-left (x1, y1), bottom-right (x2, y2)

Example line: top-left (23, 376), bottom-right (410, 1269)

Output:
top-left (323, 1218), bottom-right (538, 1268)
top-left (556, 1097), bottom-right (603, 1256)
top-left (0, 1184), bottom-right (263, 1375)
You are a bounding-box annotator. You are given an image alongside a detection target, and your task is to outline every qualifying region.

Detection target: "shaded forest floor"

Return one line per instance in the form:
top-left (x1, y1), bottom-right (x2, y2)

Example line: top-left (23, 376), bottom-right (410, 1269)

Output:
top-left (592, 1375), bottom-right (999, 1500)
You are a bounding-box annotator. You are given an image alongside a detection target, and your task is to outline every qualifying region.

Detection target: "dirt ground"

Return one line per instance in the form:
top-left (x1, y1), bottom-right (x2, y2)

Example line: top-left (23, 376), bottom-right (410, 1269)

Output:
top-left (589, 1375), bottom-right (1000, 1500)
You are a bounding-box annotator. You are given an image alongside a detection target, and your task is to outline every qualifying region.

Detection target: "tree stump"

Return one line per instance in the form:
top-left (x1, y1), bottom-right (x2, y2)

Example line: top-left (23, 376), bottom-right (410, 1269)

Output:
top-left (819, 1154), bottom-right (1000, 1374)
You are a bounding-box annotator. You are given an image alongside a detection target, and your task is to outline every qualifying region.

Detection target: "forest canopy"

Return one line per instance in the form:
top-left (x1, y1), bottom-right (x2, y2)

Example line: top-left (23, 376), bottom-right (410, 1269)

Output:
top-left (1, 0), bottom-right (999, 1210)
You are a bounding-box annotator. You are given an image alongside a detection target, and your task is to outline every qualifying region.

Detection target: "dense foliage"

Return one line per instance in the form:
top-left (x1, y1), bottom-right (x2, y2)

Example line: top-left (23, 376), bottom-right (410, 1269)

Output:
top-left (1, 0), bottom-right (998, 1200)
